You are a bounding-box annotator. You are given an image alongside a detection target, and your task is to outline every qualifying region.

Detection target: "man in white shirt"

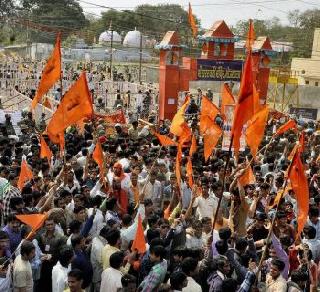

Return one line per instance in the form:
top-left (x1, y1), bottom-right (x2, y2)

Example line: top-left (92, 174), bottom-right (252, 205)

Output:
top-left (100, 251), bottom-right (124, 292)
top-left (139, 170), bottom-right (162, 208)
top-left (13, 241), bottom-right (35, 292)
top-left (302, 225), bottom-right (320, 263)
top-left (91, 227), bottom-right (108, 292)
top-left (52, 247), bottom-right (74, 292)
top-left (181, 257), bottom-right (202, 291)
top-left (192, 183), bottom-right (217, 219)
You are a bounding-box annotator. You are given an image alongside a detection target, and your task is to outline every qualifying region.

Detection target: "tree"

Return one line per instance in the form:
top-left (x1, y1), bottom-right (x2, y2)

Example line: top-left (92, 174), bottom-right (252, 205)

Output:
top-left (20, 0), bottom-right (88, 43)
top-left (288, 9), bottom-right (320, 57)
top-left (0, 0), bottom-right (16, 17)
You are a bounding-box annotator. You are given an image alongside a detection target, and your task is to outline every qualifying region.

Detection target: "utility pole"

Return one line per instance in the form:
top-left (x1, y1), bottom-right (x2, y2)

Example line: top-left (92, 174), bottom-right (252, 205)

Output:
top-left (138, 32), bottom-right (143, 84)
top-left (109, 21), bottom-right (113, 80)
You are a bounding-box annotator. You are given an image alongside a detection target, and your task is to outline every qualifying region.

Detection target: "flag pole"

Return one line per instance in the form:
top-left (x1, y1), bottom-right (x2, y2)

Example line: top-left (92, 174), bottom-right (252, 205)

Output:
top-left (212, 134), bottom-right (233, 231)
top-left (59, 33), bottom-right (66, 171)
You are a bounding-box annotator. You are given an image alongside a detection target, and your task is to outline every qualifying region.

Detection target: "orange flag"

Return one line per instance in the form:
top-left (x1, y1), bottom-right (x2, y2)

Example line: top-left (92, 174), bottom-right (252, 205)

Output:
top-left (170, 96), bottom-right (190, 136)
top-left (238, 165), bottom-right (256, 187)
top-left (186, 157), bottom-right (193, 187)
top-left (16, 213), bottom-right (47, 231)
top-left (274, 119), bottom-right (297, 136)
top-left (17, 213), bottom-right (48, 240)
top-left (204, 123), bottom-right (222, 161)
top-left (188, 3), bottom-right (198, 38)
top-left (245, 106), bottom-right (269, 158)
top-left (92, 141), bottom-right (105, 177)
top-left (164, 206), bottom-right (171, 220)
top-left (245, 19), bottom-right (255, 51)
top-left (232, 51), bottom-right (255, 154)
top-left (74, 118), bottom-right (86, 135)
top-left (31, 34), bottom-right (61, 109)
top-left (42, 97), bottom-right (52, 110)
top-left (155, 133), bottom-right (177, 147)
top-left (47, 131), bottom-right (65, 154)
top-left (200, 96), bottom-right (220, 135)
top-left (17, 159), bottom-right (33, 190)
top-left (189, 134), bottom-right (197, 157)
top-left (131, 214), bottom-right (146, 254)
top-left (179, 123), bottom-right (192, 145)
top-left (220, 83), bottom-right (235, 117)
top-left (289, 150), bottom-right (309, 237)
top-left (40, 136), bottom-right (53, 165)
top-left (47, 72), bottom-right (93, 137)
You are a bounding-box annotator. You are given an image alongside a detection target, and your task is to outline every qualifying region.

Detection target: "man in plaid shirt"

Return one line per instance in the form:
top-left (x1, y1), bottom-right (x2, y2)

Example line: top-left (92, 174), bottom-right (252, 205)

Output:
top-left (139, 245), bottom-right (167, 292)
top-left (2, 173), bottom-right (21, 221)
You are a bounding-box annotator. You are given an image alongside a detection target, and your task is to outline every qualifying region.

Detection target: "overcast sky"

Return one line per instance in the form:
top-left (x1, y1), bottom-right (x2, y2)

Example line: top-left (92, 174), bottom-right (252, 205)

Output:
top-left (79, 0), bottom-right (316, 28)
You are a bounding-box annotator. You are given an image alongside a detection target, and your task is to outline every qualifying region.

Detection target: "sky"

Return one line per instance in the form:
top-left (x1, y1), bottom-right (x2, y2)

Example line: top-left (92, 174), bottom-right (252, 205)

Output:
top-left (79, 0), bottom-right (317, 28)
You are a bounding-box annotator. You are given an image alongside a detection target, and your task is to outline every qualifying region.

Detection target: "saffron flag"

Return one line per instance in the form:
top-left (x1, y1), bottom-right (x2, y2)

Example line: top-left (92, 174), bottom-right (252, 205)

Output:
top-left (47, 72), bottom-right (93, 136)
top-left (200, 96), bottom-right (220, 135)
top-left (17, 159), bottom-right (33, 190)
top-left (188, 3), bottom-right (198, 38)
top-left (189, 134), bottom-right (197, 157)
top-left (93, 141), bottom-right (105, 177)
top-left (245, 19), bottom-right (255, 51)
top-left (288, 150), bottom-right (309, 237)
top-left (16, 213), bottom-right (47, 231)
top-left (47, 129), bottom-right (65, 154)
top-left (274, 119), bottom-right (297, 136)
top-left (74, 118), bottom-right (86, 135)
top-left (155, 133), bottom-right (177, 147)
top-left (170, 96), bottom-right (190, 136)
top-left (179, 123), bottom-right (192, 145)
top-left (203, 123), bottom-right (222, 161)
top-left (232, 52), bottom-right (255, 154)
top-left (96, 110), bottom-right (126, 124)
top-left (186, 156), bottom-right (193, 187)
top-left (245, 106), bottom-right (269, 158)
top-left (131, 214), bottom-right (146, 254)
top-left (31, 33), bottom-right (61, 109)
top-left (40, 136), bottom-right (53, 165)
top-left (220, 83), bottom-right (235, 117)
top-left (164, 205), bottom-right (171, 220)
top-left (238, 165), bottom-right (256, 187)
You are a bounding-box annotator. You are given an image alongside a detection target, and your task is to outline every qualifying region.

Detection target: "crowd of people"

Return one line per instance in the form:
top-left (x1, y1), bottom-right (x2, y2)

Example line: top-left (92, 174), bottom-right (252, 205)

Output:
top-left (0, 56), bottom-right (320, 292)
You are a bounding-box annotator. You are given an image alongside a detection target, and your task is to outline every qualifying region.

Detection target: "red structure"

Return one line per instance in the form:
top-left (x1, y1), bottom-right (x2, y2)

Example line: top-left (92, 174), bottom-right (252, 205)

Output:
top-left (158, 20), bottom-right (273, 120)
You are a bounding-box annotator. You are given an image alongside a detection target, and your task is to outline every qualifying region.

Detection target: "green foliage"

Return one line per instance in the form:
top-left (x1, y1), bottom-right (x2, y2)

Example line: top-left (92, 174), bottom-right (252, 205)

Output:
top-left (21, 0), bottom-right (88, 43)
top-left (0, 0), bottom-right (16, 17)
top-left (232, 10), bottom-right (320, 61)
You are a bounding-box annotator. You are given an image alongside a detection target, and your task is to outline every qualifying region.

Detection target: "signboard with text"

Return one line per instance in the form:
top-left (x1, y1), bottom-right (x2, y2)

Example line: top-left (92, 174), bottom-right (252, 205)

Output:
top-left (289, 107), bottom-right (318, 120)
top-left (197, 59), bottom-right (243, 81)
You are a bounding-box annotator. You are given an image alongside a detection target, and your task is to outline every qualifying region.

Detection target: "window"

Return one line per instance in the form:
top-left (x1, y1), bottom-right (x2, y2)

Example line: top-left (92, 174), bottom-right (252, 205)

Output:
top-left (305, 80), bottom-right (309, 85)
top-left (315, 82), bottom-right (319, 86)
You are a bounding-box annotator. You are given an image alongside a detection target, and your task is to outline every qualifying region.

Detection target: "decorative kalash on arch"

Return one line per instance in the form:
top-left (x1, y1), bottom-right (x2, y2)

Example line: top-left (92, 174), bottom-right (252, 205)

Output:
top-left (157, 20), bottom-right (274, 120)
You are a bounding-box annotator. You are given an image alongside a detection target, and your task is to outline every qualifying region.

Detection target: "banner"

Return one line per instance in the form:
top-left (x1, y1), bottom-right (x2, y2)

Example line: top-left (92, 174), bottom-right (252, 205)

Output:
top-left (289, 107), bottom-right (318, 120)
top-left (197, 59), bottom-right (243, 81)
top-left (222, 105), bottom-right (246, 152)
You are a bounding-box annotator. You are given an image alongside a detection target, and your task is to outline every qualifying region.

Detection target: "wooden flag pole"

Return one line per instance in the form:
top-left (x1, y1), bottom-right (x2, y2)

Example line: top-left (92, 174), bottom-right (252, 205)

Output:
top-left (212, 134), bottom-right (233, 231)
